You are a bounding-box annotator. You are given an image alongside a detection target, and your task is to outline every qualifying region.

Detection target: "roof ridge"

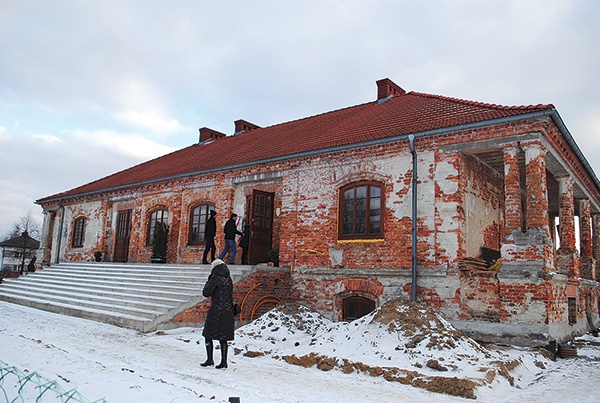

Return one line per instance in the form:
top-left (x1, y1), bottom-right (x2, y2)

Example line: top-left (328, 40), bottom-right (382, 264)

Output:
top-left (409, 91), bottom-right (554, 111)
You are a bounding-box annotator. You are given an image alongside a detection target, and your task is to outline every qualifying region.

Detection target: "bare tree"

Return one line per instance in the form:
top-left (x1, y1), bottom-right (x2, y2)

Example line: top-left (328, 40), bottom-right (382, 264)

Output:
top-left (1, 211), bottom-right (41, 274)
top-left (5, 211), bottom-right (41, 240)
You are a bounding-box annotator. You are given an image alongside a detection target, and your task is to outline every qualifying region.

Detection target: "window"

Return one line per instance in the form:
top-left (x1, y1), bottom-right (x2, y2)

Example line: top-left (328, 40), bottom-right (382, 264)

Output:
top-left (568, 297), bottom-right (577, 325)
top-left (189, 204), bottom-right (213, 245)
top-left (343, 296), bottom-right (376, 321)
top-left (147, 209), bottom-right (168, 245)
top-left (71, 216), bottom-right (86, 248)
top-left (339, 182), bottom-right (383, 239)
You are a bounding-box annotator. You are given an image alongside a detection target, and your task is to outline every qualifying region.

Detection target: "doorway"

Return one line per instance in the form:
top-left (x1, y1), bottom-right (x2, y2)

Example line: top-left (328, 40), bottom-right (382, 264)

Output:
top-left (113, 210), bottom-right (132, 262)
top-left (247, 190), bottom-right (274, 265)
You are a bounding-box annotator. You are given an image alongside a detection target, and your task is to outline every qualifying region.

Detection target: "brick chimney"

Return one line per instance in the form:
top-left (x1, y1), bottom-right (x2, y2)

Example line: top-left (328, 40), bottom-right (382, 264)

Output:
top-left (376, 78), bottom-right (406, 101)
top-left (199, 127), bottom-right (227, 143)
top-left (234, 119), bottom-right (260, 135)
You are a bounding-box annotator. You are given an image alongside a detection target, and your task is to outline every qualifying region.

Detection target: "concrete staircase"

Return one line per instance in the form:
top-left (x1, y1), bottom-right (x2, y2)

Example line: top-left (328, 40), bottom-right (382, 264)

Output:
top-left (0, 262), bottom-right (249, 332)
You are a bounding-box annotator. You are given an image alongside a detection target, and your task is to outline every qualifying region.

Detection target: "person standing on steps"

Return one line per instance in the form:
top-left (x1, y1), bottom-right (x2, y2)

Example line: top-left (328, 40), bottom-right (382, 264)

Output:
top-left (218, 213), bottom-right (243, 264)
top-left (239, 224), bottom-right (250, 265)
top-left (202, 210), bottom-right (217, 264)
top-left (201, 259), bottom-right (235, 369)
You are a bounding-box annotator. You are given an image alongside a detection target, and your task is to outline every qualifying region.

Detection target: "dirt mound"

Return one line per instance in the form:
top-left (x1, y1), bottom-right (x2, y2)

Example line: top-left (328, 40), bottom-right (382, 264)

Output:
top-left (233, 299), bottom-right (548, 399)
top-left (372, 299), bottom-right (490, 355)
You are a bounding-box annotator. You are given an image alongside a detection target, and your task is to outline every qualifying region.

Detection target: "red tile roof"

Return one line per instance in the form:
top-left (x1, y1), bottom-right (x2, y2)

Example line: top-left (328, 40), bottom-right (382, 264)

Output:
top-left (37, 88), bottom-right (554, 203)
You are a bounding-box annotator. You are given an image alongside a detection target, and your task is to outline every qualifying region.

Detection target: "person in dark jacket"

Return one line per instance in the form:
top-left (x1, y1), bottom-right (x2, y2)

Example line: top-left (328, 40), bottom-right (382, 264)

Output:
top-left (218, 213), bottom-right (243, 264)
top-left (238, 224), bottom-right (250, 264)
top-left (202, 210), bottom-right (217, 264)
top-left (201, 259), bottom-right (235, 369)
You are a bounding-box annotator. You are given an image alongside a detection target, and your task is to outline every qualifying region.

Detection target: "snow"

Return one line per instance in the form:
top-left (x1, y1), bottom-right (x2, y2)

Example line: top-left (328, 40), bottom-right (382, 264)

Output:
top-left (1, 299), bottom-right (600, 402)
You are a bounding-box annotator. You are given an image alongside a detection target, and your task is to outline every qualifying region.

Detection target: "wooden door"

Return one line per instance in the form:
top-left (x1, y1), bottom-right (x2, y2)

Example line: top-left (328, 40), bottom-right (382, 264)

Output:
top-left (113, 210), bottom-right (132, 262)
top-left (248, 190), bottom-right (274, 264)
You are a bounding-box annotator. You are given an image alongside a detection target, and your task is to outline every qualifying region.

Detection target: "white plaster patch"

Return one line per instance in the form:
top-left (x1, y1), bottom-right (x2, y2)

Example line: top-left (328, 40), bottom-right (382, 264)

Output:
top-left (328, 248), bottom-right (343, 267)
top-left (435, 160), bottom-right (459, 194)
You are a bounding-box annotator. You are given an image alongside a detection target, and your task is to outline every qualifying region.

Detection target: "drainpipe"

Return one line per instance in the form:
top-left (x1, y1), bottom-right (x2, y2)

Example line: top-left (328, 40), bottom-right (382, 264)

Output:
top-left (408, 134), bottom-right (418, 302)
top-left (55, 200), bottom-right (65, 265)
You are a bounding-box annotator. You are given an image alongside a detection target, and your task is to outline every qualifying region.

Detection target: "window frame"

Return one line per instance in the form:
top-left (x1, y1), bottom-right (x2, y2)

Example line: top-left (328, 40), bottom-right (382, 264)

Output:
top-left (338, 181), bottom-right (384, 240)
top-left (188, 203), bottom-right (214, 245)
top-left (71, 216), bottom-right (87, 248)
top-left (146, 208), bottom-right (169, 246)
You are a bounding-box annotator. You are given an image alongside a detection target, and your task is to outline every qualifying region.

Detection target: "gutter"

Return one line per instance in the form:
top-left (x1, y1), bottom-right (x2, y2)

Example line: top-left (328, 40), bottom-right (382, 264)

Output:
top-left (37, 110), bottom-right (600, 208)
top-left (408, 134), bottom-right (418, 302)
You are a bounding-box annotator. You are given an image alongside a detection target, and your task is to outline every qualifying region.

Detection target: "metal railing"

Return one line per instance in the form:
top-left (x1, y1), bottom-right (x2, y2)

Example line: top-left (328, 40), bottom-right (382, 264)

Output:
top-left (0, 360), bottom-right (109, 403)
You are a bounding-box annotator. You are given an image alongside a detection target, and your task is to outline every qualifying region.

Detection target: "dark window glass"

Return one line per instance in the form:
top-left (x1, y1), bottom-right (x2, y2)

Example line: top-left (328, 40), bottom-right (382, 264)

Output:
top-left (339, 182), bottom-right (384, 239)
top-left (147, 209), bottom-right (168, 245)
top-left (568, 297), bottom-right (577, 325)
top-left (189, 204), bottom-right (213, 245)
top-left (72, 217), bottom-right (86, 248)
top-left (343, 297), bottom-right (376, 321)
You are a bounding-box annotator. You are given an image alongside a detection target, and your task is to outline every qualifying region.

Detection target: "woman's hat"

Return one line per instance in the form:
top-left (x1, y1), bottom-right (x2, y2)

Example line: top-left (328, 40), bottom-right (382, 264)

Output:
top-left (211, 259), bottom-right (225, 268)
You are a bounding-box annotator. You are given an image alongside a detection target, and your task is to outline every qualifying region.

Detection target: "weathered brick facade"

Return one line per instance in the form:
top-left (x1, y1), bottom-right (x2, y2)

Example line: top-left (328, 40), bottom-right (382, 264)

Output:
top-left (37, 79), bottom-right (600, 346)
top-left (169, 267), bottom-right (291, 328)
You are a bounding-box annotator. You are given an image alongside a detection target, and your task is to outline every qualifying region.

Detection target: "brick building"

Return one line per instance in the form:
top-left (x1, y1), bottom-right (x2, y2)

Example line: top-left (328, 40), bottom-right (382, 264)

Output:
top-left (36, 78), bottom-right (600, 346)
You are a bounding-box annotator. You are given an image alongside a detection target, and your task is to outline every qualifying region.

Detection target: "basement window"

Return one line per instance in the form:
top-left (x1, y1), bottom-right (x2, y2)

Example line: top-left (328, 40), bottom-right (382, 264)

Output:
top-left (343, 296), bottom-right (376, 321)
top-left (338, 181), bottom-right (383, 240)
top-left (568, 297), bottom-right (577, 325)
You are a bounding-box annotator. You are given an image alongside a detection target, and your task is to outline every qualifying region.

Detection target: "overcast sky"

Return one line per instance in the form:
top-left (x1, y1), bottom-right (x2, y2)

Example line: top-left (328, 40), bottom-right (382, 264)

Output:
top-left (1, 0), bottom-right (599, 237)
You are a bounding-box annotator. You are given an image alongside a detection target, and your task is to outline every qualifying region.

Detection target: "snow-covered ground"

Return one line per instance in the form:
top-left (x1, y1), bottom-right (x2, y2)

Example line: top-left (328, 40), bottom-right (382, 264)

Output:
top-left (1, 299), bottom-right (599, 402)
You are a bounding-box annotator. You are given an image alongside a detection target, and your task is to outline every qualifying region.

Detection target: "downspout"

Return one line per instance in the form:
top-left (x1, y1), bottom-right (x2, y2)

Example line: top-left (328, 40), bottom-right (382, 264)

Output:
top-left (55, 199), bottom-right (65, 265)
top-left (408, 134), bottom-right (418, 302)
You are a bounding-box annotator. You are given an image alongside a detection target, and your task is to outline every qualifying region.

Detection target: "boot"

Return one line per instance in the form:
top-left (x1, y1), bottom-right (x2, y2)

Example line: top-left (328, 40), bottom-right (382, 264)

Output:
top-left (216, 340), bottom-right (228, 369)
top-left (201, 339), bottom-right (214, 367)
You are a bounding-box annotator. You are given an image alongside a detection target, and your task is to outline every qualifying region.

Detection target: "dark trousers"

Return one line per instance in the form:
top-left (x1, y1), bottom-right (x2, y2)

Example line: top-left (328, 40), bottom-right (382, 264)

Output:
top-left (241, 247), bottom-right (248, 264)
top-left (202, 237), bottom-right (216, 263)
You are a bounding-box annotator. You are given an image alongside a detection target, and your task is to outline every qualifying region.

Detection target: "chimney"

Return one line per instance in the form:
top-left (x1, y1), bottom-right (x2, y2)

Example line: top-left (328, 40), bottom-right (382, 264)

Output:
top-left (376, 78), bottom-right (406, 101)
top-left (234, 119), bottom-right (260, 135)
top-left (199, 127), bottom-right (227, 143)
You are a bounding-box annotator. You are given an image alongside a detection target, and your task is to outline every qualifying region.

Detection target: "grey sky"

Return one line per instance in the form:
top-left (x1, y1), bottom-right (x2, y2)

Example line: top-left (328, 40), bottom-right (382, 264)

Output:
top-left (1, 0), bottom-right (599, 236)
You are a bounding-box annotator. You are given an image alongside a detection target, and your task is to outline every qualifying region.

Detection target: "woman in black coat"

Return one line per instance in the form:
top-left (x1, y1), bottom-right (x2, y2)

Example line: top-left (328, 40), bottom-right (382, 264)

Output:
top-left (201, 259), bottom-right (235, 369)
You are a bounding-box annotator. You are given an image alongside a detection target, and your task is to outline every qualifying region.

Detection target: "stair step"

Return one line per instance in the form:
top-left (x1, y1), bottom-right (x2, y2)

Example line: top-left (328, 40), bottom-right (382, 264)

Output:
top-left (0, 293), bottom-right (154, 330)
top-left (0, 262), bottom-right (253, 332)
top-left (1, 281), bottom-right (191, 304)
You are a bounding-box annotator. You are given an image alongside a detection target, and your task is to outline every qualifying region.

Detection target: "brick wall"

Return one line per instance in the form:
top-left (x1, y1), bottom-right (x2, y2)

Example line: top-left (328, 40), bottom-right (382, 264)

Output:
top-left (169, 268), bottom-right (291, 327)
top-left (40, 114), bottom-right (600, 346)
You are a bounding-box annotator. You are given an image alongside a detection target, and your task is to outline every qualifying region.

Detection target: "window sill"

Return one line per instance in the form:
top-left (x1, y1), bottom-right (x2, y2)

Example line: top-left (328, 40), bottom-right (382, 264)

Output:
top-left (337, 238), bottom-right (385, 244)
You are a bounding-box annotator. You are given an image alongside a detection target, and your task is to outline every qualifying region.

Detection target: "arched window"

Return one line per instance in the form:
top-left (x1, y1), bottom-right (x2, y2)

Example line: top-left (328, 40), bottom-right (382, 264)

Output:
top-left (71, 216), bottom-right (86, 248)
top-left (343, 296), bottom-right (376, 321)
top-left (147, 209), bottom-right (168, 245)
top-left (338, 181), bottom-right (383, 240)
top-left (189, 203), bottom-right (214, 245)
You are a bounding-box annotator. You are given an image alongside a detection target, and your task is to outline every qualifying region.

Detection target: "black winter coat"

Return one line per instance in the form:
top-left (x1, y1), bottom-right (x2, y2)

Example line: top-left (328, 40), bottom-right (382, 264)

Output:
top-left (224, 218), bottom-right (242, 240)
top-left (205, 216), bottom-right (216, 239)
top-left (202, 263), bottom-right (235, 341)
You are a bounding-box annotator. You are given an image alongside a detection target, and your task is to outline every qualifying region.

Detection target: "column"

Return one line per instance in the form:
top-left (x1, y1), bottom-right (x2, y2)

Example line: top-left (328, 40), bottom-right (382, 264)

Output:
top-left (555, 174), bottom-right (579, 277)
top-left (556, 176), bottom-right (576, 251)
top-left (593, 214), bottom-right (600, 282)
top-left (502, 145), bottom-right (522, 236)
top-left (523, 142), bottom-right (550, 237)
top-left (579, 199), bottom-right (594, 280)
